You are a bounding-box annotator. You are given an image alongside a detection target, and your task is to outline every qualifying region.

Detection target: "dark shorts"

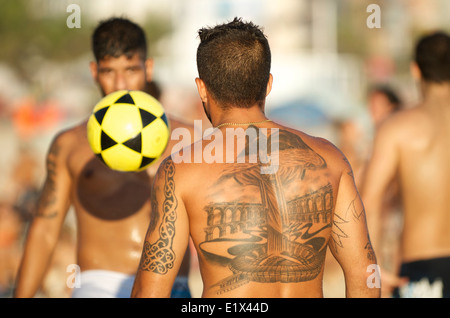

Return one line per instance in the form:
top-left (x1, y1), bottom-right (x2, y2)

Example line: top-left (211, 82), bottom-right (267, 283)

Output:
top-left (393, 257), bottom-right (450, 298)
top-left (171, 276), bottom-right (192, 298)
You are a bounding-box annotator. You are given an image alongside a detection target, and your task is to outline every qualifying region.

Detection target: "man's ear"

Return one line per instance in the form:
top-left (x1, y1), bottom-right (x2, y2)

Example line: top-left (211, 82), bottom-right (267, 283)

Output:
top-left (89, 61), bottom-right (98, 83)
top-left (266, 73), bottom-right (273, 97)
top-left (145, 58), bottom-right (154, 83)
top-left (195, 77), bottom-right (208, 102)
top-left (410, 61), bottom-right (422, 81)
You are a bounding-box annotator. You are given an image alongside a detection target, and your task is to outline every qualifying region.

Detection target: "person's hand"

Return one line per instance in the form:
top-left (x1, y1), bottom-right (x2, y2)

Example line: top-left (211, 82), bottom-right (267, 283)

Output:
top-left (381, 270), bottom-right (408, 297)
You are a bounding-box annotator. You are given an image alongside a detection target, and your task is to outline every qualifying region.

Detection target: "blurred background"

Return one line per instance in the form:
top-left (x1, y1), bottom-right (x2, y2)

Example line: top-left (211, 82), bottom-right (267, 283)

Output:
top-left (1, 0), bottom-right (449, 298)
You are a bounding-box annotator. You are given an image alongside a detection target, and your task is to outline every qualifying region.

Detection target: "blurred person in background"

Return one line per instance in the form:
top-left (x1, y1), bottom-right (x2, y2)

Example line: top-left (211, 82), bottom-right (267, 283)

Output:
top-left (363, 84), bottom-right (404, 297)
top-left (362, 31), bottom-right (450, 298)
top-left (14, 17), bottom-right (194, 298)
top-left (330, 84), bottom-right (404, 297)
top-left (367, 85), bottom-right (403, 128)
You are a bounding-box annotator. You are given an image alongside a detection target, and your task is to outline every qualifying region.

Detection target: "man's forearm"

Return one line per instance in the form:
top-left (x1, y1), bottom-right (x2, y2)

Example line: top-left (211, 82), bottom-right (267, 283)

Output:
top-left (14, 223), bottom-right (59, 297)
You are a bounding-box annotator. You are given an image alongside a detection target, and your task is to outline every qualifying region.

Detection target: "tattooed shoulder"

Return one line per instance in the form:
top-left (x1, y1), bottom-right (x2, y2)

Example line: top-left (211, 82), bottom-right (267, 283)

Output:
top-left (342, 156), bottom-right (355, 178)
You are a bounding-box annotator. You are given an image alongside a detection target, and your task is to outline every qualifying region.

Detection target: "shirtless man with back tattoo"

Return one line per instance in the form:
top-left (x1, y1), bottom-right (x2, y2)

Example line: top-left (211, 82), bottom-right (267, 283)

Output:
top-left (132, 17), bottom-right (380, 298)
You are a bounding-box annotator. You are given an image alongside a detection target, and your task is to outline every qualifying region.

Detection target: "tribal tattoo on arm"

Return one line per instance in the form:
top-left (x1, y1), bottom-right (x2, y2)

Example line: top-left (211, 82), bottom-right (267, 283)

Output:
top-left (139, 159), bottom-right (177, 275)
top-left (35, 141), bottom-right (60, 219)
top-left (330, 157), bottom-right (375, 262)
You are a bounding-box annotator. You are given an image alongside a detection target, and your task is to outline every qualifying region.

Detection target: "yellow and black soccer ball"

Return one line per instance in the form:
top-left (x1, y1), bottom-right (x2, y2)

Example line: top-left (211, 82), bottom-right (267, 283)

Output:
top-left (87, 90), bottom-right (170, 172)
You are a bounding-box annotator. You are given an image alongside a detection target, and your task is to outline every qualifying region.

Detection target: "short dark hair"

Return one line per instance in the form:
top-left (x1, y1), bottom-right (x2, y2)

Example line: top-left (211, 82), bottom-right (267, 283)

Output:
top-left (92, 17), bottom-right (147, 62)
top-left (415, 31), bottom-right (450, 83)
top-left (370, 85), bottom-right (402, 111)
top-left (196, 17), bottom-right (271, 109)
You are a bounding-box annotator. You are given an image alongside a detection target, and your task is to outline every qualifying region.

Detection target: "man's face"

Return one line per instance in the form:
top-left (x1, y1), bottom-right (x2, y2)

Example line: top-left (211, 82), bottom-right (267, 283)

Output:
top-left (369, 92), bottom-right (394, 125)
top-left (91, 53), bottom-right (152, 96)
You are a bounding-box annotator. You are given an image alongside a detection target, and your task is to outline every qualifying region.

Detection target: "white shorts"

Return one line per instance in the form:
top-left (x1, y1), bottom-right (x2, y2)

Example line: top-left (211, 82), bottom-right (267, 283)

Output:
top-left (70, 270), bottom-right (191, 298)
top-left (71, 270), bottom-right (135, 298)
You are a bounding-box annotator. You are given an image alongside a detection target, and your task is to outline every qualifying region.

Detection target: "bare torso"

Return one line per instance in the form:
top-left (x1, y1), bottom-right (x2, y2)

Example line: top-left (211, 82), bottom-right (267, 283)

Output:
top-left (395, 99), bottom-right (450, 262)
top-left (65, 119), bottom-right (192, 275)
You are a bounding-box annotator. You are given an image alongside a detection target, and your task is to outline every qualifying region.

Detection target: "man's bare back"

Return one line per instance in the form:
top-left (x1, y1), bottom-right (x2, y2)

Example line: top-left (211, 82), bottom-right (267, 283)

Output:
top-left (362, 32), bottom-right (450, 297)
top-left (184, 126), bottom-right (340, 297)
top-left (134, 123), bottom-right (378, 298)
top-left (132, 18), bottom-right (379, 298)
top-left (374, 93), bottom-right (450, 263)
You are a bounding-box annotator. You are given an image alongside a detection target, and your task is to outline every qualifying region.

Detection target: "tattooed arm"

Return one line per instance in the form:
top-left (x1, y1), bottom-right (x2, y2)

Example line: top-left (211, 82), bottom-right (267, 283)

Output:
top-left (14, 133), bottom-right (72, 297)
top-left (329, 156), bottom-right (380, 298)
top-left (131, 158), bottom-right (190, 298)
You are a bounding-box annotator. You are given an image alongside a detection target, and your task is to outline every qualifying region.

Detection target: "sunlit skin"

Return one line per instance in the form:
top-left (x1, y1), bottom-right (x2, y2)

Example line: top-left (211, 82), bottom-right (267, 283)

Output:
top-left (131, 75), bottom-right (380, 298)
top-left (363, 62), bottom-right (450, 295)
top-left (14, 53), bottom-right (194, 297)
top-left (89, 53), bottom-right (153, 95)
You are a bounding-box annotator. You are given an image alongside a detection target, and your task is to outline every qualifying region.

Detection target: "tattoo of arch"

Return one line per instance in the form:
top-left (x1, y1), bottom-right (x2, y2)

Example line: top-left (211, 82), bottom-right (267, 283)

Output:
top-left (200, 129), bottom-right (334, 294)
top-left (139, 159), bottom-right (177, 274)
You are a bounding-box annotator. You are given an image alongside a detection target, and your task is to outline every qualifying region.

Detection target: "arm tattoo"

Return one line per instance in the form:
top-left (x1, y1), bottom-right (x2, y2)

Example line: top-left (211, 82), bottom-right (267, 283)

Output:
top-left (329, 158), bottom-right (362, 253)
top-left (365, 237), bottom-right (376, 262)
top-left (342, 157), bottom-right (354, 178)
top-left (139, 159), bottom-right (177, 274)
top-left (36, 142), bottom-right (60, 219)
top-left (329, 213), bottom-right (349, 252)
top-left (330, 194), bottom-right (368, 258)
top-left (148, 186), bottom-right (159, 233)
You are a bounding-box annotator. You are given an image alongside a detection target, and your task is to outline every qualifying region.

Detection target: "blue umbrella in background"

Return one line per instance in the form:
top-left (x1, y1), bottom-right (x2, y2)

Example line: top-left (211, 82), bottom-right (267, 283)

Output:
top-left (267, 99), bottom-right (331, 129)
top-left (266, 97), bottom-right (345, 144)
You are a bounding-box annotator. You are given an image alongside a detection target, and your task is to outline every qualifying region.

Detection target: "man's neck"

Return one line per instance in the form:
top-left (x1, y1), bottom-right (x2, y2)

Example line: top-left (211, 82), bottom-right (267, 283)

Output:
top-left (211, 104), bottom-right (268, 128)
top-left (421, 81), bottom-right (450, 105)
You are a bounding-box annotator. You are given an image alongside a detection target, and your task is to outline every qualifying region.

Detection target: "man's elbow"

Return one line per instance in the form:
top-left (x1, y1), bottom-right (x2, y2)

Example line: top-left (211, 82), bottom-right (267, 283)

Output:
top-left (131, 281), bottom-right (171, 298)
top-left (346, 264), bottom-right (382, 298)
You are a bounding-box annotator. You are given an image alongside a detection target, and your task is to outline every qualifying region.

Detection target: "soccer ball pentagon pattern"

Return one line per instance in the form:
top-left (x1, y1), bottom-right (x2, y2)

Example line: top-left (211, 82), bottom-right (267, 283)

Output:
top-left (87, 90), bottom-right (170, 172)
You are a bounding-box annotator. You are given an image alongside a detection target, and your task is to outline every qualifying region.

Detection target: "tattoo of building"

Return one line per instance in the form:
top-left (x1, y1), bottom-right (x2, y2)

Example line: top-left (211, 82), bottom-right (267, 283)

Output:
top-left (202, 183), bottom-right (333, 293)
top-left (203, 183), bottom-right (332, 241)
